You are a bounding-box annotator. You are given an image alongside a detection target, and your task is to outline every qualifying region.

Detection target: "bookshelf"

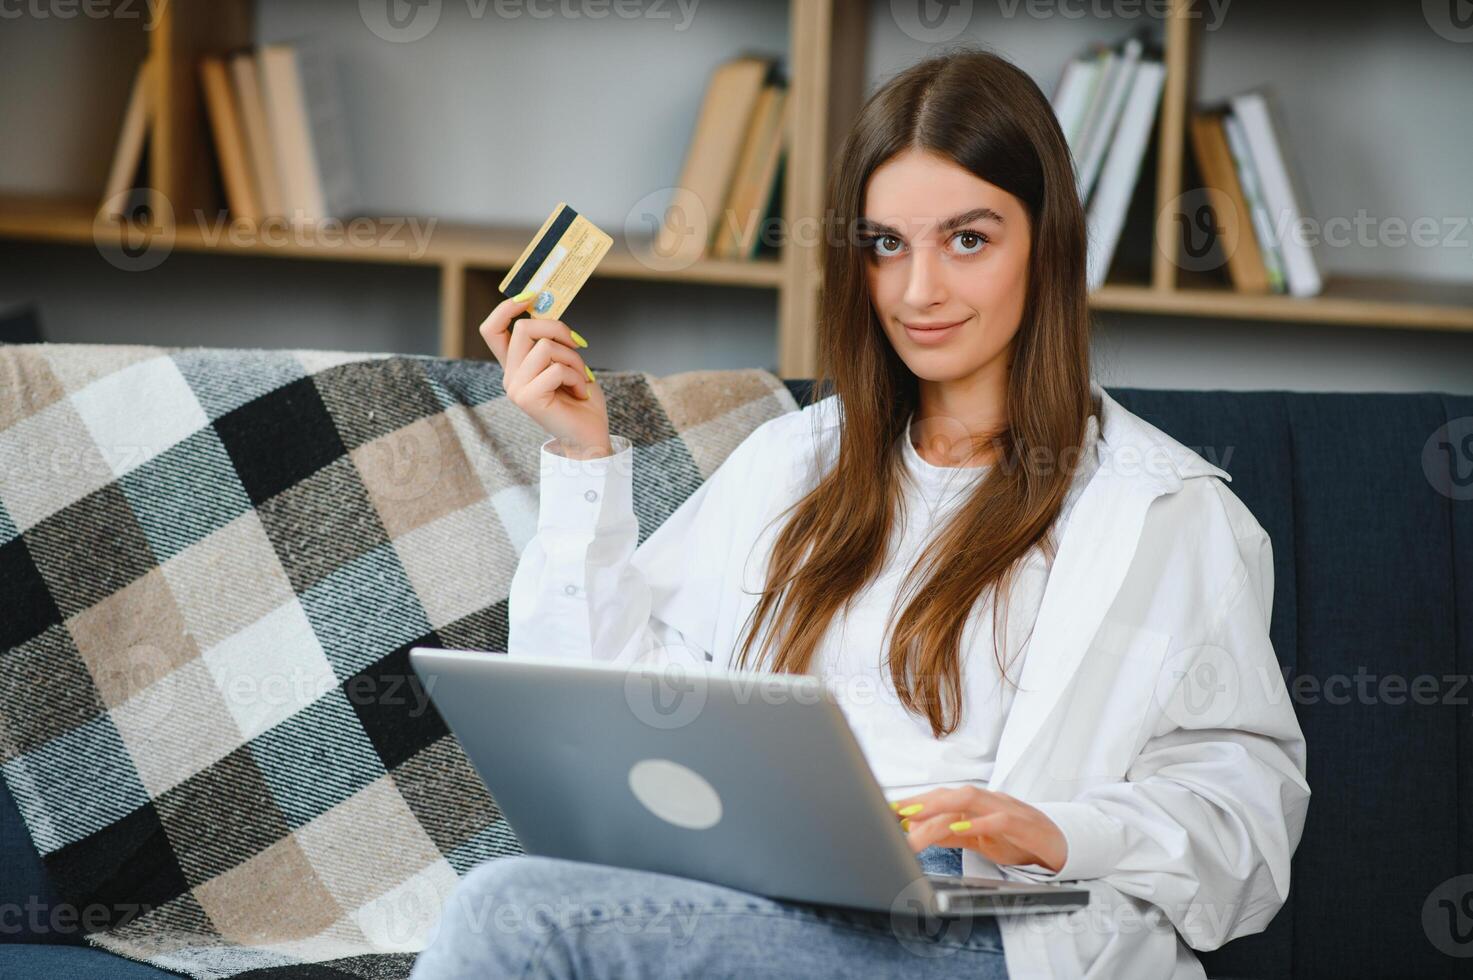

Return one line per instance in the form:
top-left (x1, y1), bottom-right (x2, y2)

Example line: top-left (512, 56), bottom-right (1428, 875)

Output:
top-left (0, 0), bottom-right (867, 376)
top-left (1128, 2), bottom-right (1473, 332)
top-left (1, 0), bottom-right (1470, 376)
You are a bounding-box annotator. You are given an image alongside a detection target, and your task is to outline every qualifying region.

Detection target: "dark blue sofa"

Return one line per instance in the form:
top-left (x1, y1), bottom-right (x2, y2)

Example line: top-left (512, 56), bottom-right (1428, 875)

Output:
top-left (4, 384), bottom-right (1472, 979)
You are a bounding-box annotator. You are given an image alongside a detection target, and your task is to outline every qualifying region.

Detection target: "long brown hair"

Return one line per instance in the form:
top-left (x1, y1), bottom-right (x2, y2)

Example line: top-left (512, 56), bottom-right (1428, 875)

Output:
top-left (732, 45), bottom-right (1094, 738)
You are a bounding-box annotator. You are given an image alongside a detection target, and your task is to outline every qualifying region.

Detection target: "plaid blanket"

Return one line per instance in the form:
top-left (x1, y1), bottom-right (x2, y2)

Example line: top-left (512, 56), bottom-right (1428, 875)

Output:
top-left (0, 342), bottom-right (797, 979)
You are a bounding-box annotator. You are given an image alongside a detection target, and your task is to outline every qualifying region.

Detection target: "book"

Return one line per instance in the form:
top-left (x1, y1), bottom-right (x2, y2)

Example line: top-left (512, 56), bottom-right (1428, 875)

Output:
top-left (258, 43), bottom-right (360, 226)
top-left (99, 57), bottom-right (155, 220)
top-left (711, 80), bottom-right (778, 259)
top-left (1068, 45), bottom-right (1118, 198)
top-left (654, 54), bottom-right (775, 265)
top-left (1187, 109), bottom-right (1269, 293)
top-left (199, 55), bottom-right (262, 223)
top-left (1076, 36), bottom-right (1145, 205)
top-left (1086, 58), bottom-right (1164, 289)
top-left (1222, 109), bottom-right (1288, 294)
top-left (295, 43), bottom-right (360, 225)
top-left (1049, 57), bottom-right (1098, 155)
top-left (753, 151), bottom-right (786, 259)
top-left (230, 51), bottom-right (285, 220)
top-left (1229, 88), bottom-right (1321, 297)
top-left (713, 71), bottom-right (789, 260)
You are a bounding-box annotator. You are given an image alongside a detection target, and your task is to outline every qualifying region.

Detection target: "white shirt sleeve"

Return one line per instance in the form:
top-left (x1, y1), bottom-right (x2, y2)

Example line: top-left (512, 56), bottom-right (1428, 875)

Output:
top-left (506, 422), bottom-right (773, 671)
top-left (999, 526), bottom-right (1310, 951)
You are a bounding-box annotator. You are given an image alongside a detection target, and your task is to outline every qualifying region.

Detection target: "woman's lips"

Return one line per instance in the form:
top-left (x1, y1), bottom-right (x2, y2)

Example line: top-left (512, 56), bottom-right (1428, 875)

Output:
top-left (903, 316), bottom-right (968, 345)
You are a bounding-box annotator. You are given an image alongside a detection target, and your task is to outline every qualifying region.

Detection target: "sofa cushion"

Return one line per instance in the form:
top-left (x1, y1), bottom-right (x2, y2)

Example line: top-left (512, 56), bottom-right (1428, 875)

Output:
top-left (0, 777), bottom-right (77, 945)
top-left (0, 943), bottom-right (179, 978)
top-left (1270, 392), bottom-right (1466, 979)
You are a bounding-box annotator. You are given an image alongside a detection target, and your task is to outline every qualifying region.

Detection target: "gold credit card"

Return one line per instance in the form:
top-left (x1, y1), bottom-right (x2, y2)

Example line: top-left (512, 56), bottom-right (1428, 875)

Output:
top-left (498, 202), bottom-right (613, 321)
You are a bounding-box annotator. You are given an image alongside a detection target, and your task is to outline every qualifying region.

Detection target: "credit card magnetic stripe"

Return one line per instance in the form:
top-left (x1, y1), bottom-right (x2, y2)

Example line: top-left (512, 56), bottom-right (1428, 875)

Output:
top-left (502, 204), bottom-right (579, 298)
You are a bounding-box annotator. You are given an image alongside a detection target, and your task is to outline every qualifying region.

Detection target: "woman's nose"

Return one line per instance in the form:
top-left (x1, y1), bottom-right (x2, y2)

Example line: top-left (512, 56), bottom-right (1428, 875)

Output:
top-left (902, 244), bottom-right (947, 309)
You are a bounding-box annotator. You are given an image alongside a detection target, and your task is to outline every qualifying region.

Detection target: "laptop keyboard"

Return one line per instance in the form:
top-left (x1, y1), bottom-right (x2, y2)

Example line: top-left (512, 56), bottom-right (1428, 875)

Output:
top-left (925, 874), bottom-right (1005, 891)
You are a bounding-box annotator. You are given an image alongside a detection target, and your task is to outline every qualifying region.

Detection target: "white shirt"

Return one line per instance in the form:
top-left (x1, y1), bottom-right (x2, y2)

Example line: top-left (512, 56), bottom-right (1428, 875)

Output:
top-left (507, 382), bottom-right (1309, 980)
top-left (822, 408), bottom-right (1099, 800)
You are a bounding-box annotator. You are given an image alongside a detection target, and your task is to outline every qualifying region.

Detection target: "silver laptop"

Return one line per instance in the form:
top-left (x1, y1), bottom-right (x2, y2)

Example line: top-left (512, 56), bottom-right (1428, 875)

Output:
top-left (409, 647), bottom-right (1089, 919)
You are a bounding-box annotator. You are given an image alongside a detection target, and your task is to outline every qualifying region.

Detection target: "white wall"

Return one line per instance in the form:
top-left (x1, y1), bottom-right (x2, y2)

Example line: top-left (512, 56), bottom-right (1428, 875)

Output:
top-left (2, 0), bottom-right (1470, 391)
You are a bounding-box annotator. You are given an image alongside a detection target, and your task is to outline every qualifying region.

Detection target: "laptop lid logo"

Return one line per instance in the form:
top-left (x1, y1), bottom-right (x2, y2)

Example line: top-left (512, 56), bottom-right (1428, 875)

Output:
top-left (627, 758), bottom-right (723, 830)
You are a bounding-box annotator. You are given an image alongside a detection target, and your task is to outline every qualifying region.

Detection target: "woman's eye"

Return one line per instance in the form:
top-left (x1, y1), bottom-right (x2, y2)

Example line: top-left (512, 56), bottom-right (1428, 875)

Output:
top-left (865, 231), bottom-right (985, 257)
top-left (953, 231), bottom-right (988, 254)
top-left (872, 234), bottom-right (903, 257)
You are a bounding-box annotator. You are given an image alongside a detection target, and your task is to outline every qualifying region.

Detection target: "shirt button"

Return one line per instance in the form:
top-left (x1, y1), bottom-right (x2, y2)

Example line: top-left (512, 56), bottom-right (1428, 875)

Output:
top-left (564, 584), bottom-right (577, 596)
top-left (584, 489), bottom-right (598, 502)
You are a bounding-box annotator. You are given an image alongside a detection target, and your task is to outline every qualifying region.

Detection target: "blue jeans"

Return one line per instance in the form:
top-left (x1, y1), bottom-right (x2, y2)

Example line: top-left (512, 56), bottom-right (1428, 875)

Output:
top-left (410, 847), bottom-right (1008, 979)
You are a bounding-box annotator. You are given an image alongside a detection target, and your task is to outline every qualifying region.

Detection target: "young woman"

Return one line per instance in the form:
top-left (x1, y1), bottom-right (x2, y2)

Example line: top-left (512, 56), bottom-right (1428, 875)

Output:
top-left (412, 46), bottom-right (1309, 980)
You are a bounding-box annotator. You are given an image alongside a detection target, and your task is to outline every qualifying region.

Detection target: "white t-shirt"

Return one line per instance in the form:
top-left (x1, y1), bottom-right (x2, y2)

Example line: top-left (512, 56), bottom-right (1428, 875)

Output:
top-left (819, 409), bottom-right (1100, 799)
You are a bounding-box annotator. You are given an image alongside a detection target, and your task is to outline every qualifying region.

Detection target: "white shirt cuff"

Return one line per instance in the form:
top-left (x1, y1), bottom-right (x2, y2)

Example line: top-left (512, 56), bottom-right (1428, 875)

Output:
top-left (537, 434), bottom-right (635, 534)
top-left (999, 800), bottom-right (1126, 882)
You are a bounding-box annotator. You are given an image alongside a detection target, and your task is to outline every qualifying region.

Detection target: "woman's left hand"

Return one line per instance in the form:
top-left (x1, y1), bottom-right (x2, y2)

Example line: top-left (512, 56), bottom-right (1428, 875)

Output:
top-left (892, 786), bottom-right (1067, 873)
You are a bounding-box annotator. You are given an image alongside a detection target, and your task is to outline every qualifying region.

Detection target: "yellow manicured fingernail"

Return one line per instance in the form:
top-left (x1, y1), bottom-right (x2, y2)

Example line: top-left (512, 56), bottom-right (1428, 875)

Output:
top-left (949, 820), bottom-right (972, 832)
top-left (889, 802), bottom-right (901, 811)
top-left (570, 329), bottom-right (589, 348)
top-left (585, 365), bottom-right (596, 382)
top-left (897, 804), bottom-right (924, 817)
top-left (900, 818), bottom-right (911, 831)
top-left (512, 288), bottom-right (535, 302)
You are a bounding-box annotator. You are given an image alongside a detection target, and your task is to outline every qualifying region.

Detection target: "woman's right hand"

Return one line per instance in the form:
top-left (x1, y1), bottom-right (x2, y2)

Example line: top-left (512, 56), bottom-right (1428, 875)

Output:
top-left (478, 295), bottom-right (613, 459)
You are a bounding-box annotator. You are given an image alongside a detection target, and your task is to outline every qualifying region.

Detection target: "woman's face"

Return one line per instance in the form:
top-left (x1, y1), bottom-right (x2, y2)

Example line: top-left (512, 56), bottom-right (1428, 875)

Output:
top-left (862, 148), bottom-right (1032, 387)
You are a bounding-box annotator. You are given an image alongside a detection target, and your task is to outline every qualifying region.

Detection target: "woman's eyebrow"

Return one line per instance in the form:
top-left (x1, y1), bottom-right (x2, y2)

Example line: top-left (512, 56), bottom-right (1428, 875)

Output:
top-left (858, 207), bottom-right (1006, 237)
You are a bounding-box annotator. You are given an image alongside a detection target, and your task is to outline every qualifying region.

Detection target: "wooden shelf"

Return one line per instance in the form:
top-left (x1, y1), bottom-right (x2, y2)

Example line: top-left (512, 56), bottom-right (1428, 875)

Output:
top-left (8, 195), bottom-right (1469, 335)
top-left (0, 194), bottom-right (785, 289)
top-left (1092, 278), bottom-right (1473, 333)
